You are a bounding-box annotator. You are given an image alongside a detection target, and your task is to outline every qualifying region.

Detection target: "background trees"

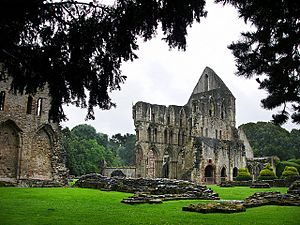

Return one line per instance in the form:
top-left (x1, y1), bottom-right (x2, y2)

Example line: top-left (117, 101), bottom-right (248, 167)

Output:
top-left (240, 122), bottom-right (300, 160)
top-left (62, 124), bottom-right (136, 176)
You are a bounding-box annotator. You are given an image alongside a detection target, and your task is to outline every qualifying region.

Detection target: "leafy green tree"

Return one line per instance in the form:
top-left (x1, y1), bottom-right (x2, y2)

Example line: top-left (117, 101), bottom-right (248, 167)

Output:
top-left (240, 122), bottom-right (300, 160)
top-left (96, 132), bottom-right (109, 148)
top-left (62, 125), bottom-right (121, 176)
top-left (109, 133), bottom-right (136, 166)
top-left (217, 0), bottom-right (300, 125)
top-left (72, 124), bottom-right (97, 140)
top-left (118, 134), bottom-right (136, 165)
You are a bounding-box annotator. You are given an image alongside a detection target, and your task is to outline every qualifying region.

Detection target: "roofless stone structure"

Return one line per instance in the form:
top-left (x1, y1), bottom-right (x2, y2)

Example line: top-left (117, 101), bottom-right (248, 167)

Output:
top-left (0, 76), bottom-right (67, 186)
top-left (133, 67), bottom-right (251, 183)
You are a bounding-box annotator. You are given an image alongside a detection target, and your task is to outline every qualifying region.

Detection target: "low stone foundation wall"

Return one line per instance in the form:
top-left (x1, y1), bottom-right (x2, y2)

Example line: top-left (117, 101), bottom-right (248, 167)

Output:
top-left (17, 179), bottom-right (65, 187)
top-left (244, 192), bottom-right (300, 207)
top-left (0, 178), bottom-right (66, 187)
top-left (76, 173), bottom-right (219, 200)
top-left (220, 177), bottom-right (299, 187)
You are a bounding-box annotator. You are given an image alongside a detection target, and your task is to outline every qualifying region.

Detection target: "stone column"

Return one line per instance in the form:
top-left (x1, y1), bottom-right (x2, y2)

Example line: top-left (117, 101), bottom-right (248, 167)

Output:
top-left (170, 161), bottom-right (178, 179)
top-left (155, 160), bottom-right (163, 178)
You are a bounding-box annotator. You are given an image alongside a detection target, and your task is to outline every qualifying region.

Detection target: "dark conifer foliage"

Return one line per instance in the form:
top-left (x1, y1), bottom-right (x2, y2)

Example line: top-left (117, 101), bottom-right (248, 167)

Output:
top-left (0, 0), bottom-right (207, 122)
top-left (217, 0), bottom-right (300, 125)
top-left (1, 0), bottom-right (299, 126)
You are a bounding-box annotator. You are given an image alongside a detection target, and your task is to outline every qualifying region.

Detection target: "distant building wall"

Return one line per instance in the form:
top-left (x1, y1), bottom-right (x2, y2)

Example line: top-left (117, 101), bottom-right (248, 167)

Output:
top-left (103, 167), bottom-right (136, 178)
top-left (133, 67), bottom-right (247, 184)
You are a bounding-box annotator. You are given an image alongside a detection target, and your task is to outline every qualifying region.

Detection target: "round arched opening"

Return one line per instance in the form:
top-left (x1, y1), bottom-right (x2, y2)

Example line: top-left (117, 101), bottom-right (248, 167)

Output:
top-left (204, 165), bottom-right (214, 184)
top-left (221, 167), bottom-right (226, 182)
top-left (162, 154), bottom-right (169, 178)
top-left (233, 167), bottom-right (238, 178)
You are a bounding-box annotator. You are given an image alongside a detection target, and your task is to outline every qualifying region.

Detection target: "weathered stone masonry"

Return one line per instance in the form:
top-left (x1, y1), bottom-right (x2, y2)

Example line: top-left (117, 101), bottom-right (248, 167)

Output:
top-left (0, 77), bottom-right (68, 186)
top-left (133, 67), bottom-right (249, 183)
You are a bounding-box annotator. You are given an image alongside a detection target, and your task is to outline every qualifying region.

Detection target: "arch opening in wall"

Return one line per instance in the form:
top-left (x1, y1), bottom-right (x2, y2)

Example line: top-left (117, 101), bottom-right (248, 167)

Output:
top-left (209, 98), bottom-right (215, 117)
top-left (147, 127), bottom-right (151, 142)
top-left (169, 130), bottom-right (173, 145)
top-left (164, 129), bottom-right (168, 144)
top-left (0, 91), bottom-right (6, 111)
top-left (26, 96), bottom-right (33, 114)
top-left (204, 74), bottom-right (209, 91)
top-left (177, 131), bottom-right (180, 146)
top-left (148, 106), bottom-right (152, 121)
top-left (154, 128), bottom-right (158, 142)
top-left (0, 120), bottom-right (21, 180)
top-left (30, 126), bottom-right (54, 180)
top-left (221, 102), bottom-right (226, 119)
top-left (36, 98), bottom-right (43, 116)
top-left (162, 153), bottom-right (170, 178)
top-left (204, 165), bottom-right (215, 184)
top-left (221, 167), bottom-right (226, 182)
top-left (233, 167), bottom-right (238, 178)
top-left (179, 108), bottom-right (186, 127)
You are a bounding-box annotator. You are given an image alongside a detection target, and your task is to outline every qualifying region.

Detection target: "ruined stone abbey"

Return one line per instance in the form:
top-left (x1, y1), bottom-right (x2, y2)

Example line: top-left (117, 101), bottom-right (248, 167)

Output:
top-left (133, 67), bottom-right (253, 183)
top-left (0, 76), bottom-right (67, 186)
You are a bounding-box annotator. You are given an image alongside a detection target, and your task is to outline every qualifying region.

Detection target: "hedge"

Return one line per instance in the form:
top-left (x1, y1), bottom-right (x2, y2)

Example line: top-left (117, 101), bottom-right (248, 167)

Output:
top-left (258, 163), bottom-right (277, 180)
top-left (235, 168), bottom-right (252, 181)
top-left (281, 166), bottom-right (299, 178)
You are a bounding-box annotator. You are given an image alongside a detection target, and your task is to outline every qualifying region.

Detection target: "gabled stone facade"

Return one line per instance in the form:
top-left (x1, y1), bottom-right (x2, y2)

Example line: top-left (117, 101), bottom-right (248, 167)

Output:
top-left (0, 77), bottom-right (68, 186)
top-left (133, 67), bottom-right (248, 183)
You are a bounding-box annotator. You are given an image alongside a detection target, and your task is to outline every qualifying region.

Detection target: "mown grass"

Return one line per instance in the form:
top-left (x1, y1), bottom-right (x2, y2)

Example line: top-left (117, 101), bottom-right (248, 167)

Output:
top-left (0, 186), bottom-right (299, 225)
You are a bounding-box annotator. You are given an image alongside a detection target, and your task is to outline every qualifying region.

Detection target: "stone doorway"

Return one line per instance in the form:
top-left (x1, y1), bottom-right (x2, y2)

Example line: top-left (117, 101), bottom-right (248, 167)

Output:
top-left (204, 165), bottom-right (215, 184)
top-left (30, 128), bottom-right (54, 180)
top-left (220, 167), bottom-right (226, 182)
top-left (0, 121), bottom-right (20, 180)
top-left (233, 167), bottom-right (238, 179)
top-left (162, 154), bottom-right (169, 178)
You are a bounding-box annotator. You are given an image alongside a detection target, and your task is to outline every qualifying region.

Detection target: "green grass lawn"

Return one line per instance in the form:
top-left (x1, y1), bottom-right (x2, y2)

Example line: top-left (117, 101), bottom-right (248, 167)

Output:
top-left (0, 186), bottom-right (299, 225)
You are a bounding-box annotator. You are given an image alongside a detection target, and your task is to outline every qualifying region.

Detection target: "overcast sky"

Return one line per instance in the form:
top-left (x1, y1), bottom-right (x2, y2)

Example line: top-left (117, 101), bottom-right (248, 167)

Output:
top-left (62, 0), bottom-right (298, 136)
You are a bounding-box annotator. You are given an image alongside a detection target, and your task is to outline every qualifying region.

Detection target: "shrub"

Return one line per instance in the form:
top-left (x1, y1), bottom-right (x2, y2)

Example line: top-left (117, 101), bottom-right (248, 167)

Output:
top-left (257, 163), bottom-right (277, 180)
top-left (281, 166), bottom-right (300, 178)
top-left (276, 160), bottom-right (300, 177)
top-left (235, 168), bottom-right (252, 181)
top-left (288, 159), bottom-right (300, 165)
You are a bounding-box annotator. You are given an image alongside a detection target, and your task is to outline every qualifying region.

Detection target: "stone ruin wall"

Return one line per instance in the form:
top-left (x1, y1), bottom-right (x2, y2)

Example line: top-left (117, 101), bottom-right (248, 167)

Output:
top-left (0, 77), bottom-right (68, 186)
top-left (133, 67), bottom-right (248, 184)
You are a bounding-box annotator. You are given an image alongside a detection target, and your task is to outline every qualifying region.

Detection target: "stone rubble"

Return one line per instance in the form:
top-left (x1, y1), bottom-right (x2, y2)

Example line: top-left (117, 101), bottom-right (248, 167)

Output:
top-left (243, 191), bottom-right (300, 207)
top-left (182, 201), bottom-right (246, 214)
top-left (287, 180), bottom-right (300, 195)
top-left (250, 182), bottom-right (270, 188)
top-left (76, 173), bottom-right (220, 203)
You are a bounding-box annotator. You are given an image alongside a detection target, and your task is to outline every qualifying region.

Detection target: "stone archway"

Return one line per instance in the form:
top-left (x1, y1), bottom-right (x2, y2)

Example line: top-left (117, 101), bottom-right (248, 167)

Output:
top-left (30, 127), bottom-right (54, 180)
top-left (204, 165), bottom-right (215, 184)
top-left (220, 167), bottom-right (226, 182)
top-left (162, 154), bottom-right (170, 178)
top-left (233, 167), bottom-right (238, 178)
top-left (0, 121), bottom-right (21, 180)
